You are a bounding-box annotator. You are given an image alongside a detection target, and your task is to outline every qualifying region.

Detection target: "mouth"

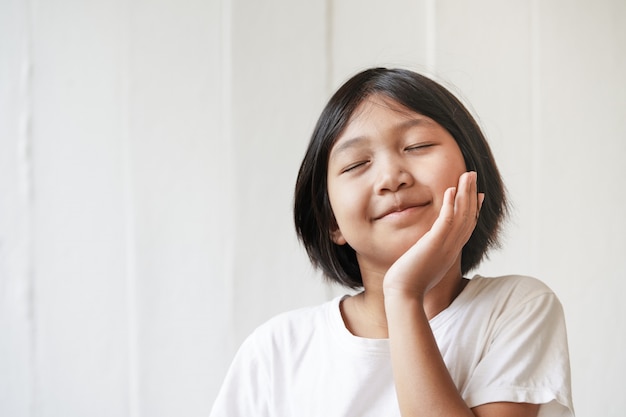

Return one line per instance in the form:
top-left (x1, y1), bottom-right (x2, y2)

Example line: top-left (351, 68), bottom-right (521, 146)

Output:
top-left (374, 202), bottom-right (430, 221)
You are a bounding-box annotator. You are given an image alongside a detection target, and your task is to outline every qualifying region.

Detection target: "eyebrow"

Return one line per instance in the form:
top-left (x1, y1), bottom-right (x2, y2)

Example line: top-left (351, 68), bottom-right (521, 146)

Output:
top-left (393, 117), bottom-right (434, 131)
top-left (329, 136), bottom-right (369, 159)
top-left (330, 117), bottom-right (434, 159)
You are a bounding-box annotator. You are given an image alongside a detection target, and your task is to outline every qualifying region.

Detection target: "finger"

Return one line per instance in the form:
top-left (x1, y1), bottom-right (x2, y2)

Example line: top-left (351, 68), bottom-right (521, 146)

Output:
top-left (467, 171), bottom-right (479, 223)
top-left (450, 172), bottom-right (479, 246)
top-left (466, 171), bottom-right (480, 222)
top-left (454, 171), bottom-right (477, 227)
top-left (430, 186), bottom-right (456, 238)
top-left (477, 192), bottom-right (485, 219)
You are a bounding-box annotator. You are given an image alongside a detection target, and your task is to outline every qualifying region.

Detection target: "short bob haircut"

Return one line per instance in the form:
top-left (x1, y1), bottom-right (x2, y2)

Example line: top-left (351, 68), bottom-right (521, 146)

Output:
top-left (294, 68), bottom-right (508, 289)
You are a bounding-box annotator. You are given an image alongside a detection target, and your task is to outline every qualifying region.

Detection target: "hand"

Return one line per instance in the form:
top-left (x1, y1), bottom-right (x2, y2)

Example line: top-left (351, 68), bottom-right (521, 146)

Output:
top-left (382, 171), bottom-right (484, 299)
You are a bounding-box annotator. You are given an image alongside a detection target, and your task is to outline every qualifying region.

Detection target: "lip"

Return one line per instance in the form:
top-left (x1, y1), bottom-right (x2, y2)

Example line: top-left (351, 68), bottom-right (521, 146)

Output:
top-left (374, 202), bottom-right (430, 220)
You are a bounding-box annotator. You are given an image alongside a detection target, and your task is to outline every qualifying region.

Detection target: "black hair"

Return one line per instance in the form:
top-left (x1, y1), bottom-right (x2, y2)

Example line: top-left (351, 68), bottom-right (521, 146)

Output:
top-left (294, 67), bottom-right (508, 289)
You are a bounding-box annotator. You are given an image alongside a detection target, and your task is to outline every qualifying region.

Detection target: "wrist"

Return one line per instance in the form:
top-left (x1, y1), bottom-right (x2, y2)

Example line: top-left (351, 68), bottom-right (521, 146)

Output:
top-left (383, 290), bottom-right (429, 327)
top-left (382, 278), bottom-right (428, 298)
top-left (383, 286), bottom-right (426, 305)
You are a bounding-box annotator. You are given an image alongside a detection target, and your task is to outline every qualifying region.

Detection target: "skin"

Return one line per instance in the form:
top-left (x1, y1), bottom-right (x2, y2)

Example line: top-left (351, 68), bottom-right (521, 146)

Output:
top-left (326, 95), bottom-right (540, 417)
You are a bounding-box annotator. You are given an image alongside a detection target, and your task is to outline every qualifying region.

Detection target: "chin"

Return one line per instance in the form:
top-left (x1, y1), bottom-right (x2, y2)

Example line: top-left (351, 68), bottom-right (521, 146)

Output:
top-left (386, 232), bottom-right (427, 262)
top-left (399, 226), bottom-right (430, 246)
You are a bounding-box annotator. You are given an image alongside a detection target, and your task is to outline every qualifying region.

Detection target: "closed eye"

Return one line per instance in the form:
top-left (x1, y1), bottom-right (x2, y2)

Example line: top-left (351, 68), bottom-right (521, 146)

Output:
top-left (342, 160), bottom-right (369, 173)
top-left (405, 143), bottom-right (434, 152)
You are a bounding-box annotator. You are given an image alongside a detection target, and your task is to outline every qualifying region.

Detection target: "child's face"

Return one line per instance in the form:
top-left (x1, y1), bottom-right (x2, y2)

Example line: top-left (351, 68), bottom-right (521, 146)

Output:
top-left (326, 95), bottom-right (467, 273)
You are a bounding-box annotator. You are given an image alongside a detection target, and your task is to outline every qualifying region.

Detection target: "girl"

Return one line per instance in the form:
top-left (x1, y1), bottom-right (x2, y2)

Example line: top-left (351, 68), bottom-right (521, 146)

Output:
top-left (210, 68), bottom-right (574, 417)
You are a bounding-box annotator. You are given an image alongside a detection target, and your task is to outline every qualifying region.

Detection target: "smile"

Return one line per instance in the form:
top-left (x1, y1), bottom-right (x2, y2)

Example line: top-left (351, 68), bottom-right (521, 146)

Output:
top-left (374, 203), bottom-right (430, 221)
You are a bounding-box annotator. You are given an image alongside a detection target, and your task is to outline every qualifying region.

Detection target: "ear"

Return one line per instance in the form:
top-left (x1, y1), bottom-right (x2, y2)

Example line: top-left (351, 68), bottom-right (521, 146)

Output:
top-left (331, 228), bottom-right (347, 245)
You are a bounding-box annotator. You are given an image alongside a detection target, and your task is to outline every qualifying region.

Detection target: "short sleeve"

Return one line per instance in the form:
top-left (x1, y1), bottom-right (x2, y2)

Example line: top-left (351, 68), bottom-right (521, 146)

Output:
top-left (462, 291), bottom-right (574, 417)
top-left (209, 334), bottom-right (271, 417)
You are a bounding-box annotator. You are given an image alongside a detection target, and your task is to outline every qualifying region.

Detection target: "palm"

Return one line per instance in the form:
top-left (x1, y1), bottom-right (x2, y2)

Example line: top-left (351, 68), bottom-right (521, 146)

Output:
top-left (383, 172), bottom-right (483, 298)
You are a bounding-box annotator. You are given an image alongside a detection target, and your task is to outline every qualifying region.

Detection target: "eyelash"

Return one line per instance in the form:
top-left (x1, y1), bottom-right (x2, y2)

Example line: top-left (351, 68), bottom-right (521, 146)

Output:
top-left (342, 160), bottom-right (369, 173)
top-left (405, 143), bottom-right (433, 151)
top-left (340, 143), bottom-right (433, 173)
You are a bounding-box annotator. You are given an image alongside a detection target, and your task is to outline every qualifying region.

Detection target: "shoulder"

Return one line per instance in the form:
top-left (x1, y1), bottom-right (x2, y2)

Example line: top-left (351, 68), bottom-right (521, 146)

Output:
top-left (457, 275), bottom-right (566, 331)
top-left (457, 276), bottom-right (573, 414)
top-left (244, 296), bottom-right (341, 352)
top-left (212, 300), bottom-right (342, 417)
top-left (471, 273), bottom-right (553, 292)
top-left (468, 274), bottom-right (559, 305)
top-left (256, 297), bottom-right (337, 332)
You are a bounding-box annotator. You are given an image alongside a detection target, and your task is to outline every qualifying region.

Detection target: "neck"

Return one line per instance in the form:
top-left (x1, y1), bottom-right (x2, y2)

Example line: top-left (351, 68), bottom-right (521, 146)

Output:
top-left (340, 266), bottom-right (467, 339)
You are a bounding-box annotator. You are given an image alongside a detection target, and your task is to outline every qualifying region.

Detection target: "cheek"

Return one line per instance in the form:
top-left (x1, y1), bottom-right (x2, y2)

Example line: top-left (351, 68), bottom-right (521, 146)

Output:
top-left (328, 192), bottom-right (353, 224)
top-left (327, 190), bottom-right (355, 246)
top-left (328, 184), bottom-right (366, 229)
top-left (433, 154), bottom-right (467, 188)
top-left (327, 185), bottom-right (344, 228)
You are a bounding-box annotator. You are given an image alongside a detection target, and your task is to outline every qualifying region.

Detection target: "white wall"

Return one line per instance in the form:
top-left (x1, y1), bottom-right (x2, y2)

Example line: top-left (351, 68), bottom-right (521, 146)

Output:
top-left (1, 1), bottom-right (624, 416)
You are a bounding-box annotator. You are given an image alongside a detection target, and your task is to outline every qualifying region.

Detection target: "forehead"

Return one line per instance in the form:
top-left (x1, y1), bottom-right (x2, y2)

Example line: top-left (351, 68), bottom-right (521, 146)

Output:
top-left (348, 94), bottom-right (419, 124)
top-left (330, 95), bottom-right (438, 153)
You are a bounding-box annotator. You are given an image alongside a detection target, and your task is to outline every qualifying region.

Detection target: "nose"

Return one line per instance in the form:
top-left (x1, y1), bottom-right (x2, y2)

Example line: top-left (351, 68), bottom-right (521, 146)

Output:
top-left (374, 155), bottom-right (414, 193)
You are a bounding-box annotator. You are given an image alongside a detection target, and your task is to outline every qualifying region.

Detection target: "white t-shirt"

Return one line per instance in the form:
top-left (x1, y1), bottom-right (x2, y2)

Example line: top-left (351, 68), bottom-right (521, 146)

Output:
top-left (210, 275), bottom-right (574, 416)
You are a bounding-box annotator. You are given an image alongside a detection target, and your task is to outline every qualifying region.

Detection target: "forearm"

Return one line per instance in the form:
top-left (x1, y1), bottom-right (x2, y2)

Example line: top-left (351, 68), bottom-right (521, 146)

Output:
top-left (385, 294), bottom-right (474, 417)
